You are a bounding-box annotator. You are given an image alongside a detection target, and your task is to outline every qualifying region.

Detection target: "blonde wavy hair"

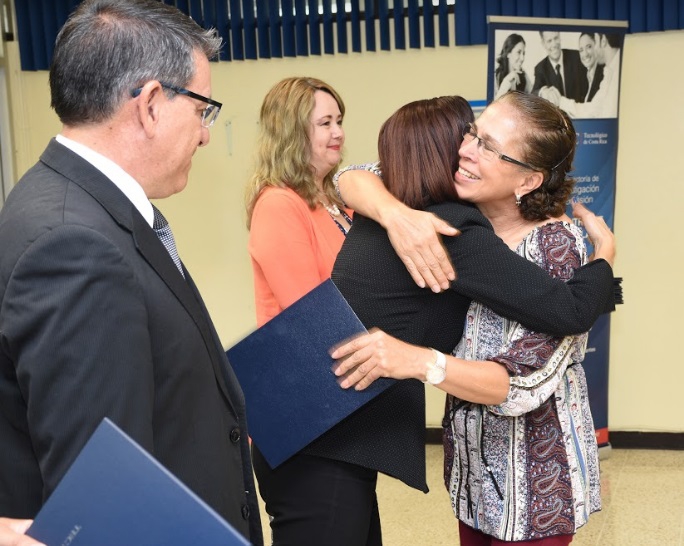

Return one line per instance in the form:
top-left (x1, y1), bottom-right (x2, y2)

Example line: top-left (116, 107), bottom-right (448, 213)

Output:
top-left (245, 76), bottom-right (346, 229)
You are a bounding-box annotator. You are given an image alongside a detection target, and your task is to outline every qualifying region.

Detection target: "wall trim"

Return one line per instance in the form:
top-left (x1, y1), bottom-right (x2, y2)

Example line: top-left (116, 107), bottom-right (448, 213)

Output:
top-left (609, 431), bottom-right (684, 450)
top-left (425, 428), bottom-right (684, 450)
top-left (426, 428), bottom-right (442, 444)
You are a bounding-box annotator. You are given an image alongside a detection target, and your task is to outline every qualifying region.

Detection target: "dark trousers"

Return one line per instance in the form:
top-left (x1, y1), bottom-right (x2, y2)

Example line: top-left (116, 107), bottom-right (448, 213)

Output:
top-left (253, 446), bottom-right (382, 546)
top-left (458, 522), bottom-right (573, 546)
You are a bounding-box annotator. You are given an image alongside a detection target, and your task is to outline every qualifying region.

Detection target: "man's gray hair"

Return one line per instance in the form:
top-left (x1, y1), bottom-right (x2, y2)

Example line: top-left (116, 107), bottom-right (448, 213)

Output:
top-left (50, 0), bottom-right (222, 125)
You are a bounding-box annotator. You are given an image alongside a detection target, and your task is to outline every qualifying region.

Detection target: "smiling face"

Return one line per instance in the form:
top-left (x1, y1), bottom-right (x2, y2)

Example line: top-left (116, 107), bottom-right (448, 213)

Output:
top-left (541, 31), bottom-right (562, 63)
top-left (454, 101), bottom-right (531, 213)
top-left (507, 40), bottom-right (526, 73)
top-left (308, 90), bottom-right (344, 185)
top-left (578, 33), bottom-right (598, 69)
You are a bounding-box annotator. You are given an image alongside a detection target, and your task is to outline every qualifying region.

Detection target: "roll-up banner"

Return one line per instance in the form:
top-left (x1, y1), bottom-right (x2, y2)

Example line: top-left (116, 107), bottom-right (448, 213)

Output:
top-left (486, 17), bottom-right (627, 450)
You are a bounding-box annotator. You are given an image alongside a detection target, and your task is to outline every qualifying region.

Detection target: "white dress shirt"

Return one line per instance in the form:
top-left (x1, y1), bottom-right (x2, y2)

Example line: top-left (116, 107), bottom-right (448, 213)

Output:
top-left (55, 134), bottom-right (154, 227)
top-left (560, 50), bottom-right (620, 119)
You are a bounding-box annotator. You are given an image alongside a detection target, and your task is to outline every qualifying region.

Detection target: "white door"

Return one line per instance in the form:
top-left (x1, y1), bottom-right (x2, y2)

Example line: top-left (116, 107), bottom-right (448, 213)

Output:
top-left (0, 0), bottom-right (14, 207)
top-left (0, 65), bottom-right (12, 208)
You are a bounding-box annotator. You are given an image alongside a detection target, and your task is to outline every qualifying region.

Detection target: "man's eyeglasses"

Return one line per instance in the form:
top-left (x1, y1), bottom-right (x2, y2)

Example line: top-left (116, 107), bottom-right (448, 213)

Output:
top-left (462, 123), bottom-right (537, 171)
top-left (131, 82), bottom-right (222, 128)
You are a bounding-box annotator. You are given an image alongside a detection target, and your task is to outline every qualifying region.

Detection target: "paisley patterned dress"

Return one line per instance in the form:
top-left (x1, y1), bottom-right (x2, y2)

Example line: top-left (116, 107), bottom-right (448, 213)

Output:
top-left (443, 221), bottom-right (601, 541)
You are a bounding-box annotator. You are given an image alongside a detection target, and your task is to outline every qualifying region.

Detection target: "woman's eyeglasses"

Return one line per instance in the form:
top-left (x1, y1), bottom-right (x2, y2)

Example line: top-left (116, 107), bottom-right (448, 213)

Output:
top-left (462, 123), bottom-right (537, 171)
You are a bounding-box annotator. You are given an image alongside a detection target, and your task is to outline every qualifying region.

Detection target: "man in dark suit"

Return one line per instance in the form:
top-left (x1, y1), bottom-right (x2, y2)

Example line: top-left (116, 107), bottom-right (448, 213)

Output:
top-left (531, 31), bottom-right (588, 103)
top-left (579, 32), bottom-right (605, 102)
top-left (0, 1), bottom-right (263, 544)
top-left (585, 63), bottom-right (605, 102)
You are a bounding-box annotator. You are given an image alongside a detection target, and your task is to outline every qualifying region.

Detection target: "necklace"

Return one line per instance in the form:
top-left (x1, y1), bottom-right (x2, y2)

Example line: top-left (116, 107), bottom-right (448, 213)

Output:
top-left (319, 199), bottom-right (341, 216)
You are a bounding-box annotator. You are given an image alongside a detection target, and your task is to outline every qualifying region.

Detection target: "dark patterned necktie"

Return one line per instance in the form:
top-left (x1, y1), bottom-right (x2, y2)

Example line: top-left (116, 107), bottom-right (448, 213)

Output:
top-left (152, 205), bottom-right (185, 278)
top-left (554, 63), bottom-right (565, 95)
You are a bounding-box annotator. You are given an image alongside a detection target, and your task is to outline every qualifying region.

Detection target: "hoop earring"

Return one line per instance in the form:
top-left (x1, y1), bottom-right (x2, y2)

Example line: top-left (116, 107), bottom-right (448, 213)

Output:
top-left (515, 193), bottom-right (521, 206)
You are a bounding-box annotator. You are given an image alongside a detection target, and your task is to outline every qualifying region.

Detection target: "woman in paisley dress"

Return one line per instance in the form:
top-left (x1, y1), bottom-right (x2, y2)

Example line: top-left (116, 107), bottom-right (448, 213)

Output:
top-left (333, 90), bottom-right (602, 545)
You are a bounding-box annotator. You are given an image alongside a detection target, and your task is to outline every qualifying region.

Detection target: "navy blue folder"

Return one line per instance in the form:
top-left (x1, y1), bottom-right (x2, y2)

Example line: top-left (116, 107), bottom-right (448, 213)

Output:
top-left (227, 279), bottom-right (395, 468)
top-left (28, 418), bottom-right (250, 546)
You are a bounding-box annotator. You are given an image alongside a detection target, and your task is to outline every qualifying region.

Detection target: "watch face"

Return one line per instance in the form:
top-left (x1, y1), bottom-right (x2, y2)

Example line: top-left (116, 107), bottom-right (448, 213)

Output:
top-left (427, 366), bottom-right (446, 385)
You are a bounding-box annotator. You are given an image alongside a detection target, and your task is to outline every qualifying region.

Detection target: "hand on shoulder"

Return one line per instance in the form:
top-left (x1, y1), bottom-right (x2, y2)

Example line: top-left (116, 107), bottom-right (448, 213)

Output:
top-left (572, 201), bottom-right (616, 267)
top-left (382, 205), bottom-right (459, 292)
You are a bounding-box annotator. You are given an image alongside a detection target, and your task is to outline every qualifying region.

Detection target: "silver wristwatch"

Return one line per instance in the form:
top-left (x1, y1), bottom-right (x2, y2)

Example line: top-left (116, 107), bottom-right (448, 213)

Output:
top-left (424, 348), bottom-right (447, 385)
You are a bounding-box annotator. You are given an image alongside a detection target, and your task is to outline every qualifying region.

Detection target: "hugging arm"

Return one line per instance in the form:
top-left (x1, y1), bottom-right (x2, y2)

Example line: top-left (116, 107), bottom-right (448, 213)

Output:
top-left (333, 206), bottom-right (616, 391)
top-left (335, 165), bottom-right (616, 298)
top-left (434, 203), bottom-right (615, 334)
top-left (334, 214), bottom-right (602, 395)
top-left (333, 327), bottom-right (577, 408)
top-left (335, 165), bottom-right (458, 292)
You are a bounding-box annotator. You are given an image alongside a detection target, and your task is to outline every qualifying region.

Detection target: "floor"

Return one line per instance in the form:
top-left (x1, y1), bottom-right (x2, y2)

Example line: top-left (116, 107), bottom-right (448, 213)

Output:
top-left (258, 445), bottom-right (684, 545)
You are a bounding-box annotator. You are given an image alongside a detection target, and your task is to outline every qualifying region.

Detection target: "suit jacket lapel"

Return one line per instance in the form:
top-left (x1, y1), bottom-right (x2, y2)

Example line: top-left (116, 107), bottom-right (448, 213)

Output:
top-left (133, 216), bottom-right (239, 413)
top-left (590, 64), bottom-right (603, 101)
top-left (185, 273), bottom-right (246, 410)
top-left (39, 139), bottom-right (238, 413)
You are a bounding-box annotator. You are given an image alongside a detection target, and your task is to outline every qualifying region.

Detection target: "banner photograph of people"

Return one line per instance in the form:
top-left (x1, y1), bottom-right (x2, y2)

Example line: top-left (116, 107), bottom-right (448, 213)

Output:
top-left (488, 28), bottom-right (622, 119)
top-left (486, 18), bottom-right (627, 448)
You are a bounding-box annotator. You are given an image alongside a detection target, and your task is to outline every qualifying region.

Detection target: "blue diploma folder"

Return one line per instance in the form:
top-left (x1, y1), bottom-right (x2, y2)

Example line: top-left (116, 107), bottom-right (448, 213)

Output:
top-left (226, 279), bottom-right (395, 469)
top-left (28, 418), bottom-right (250, 546)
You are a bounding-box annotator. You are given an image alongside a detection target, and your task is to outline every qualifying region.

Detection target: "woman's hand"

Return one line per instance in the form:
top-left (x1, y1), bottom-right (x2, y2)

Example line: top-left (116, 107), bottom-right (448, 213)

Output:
top-left (331, 329), bottom-right (431, 390)
top-left (381, 204), bottom-right (458, 293)
top-left (538, 85), bottom-right (561, 106)
top-left (572, 201), bottom-right (616, 267)
top-left (336, 167), bottom-right (458, 292)
top-left (495, 71), bottom-right (521, 98)
top-left (0, 519), bottom-right (45, 546)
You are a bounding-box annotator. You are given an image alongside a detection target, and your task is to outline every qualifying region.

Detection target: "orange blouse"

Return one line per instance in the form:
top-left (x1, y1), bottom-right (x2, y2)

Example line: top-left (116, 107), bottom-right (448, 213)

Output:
top-left (248, 186), bottom-right (352, 326)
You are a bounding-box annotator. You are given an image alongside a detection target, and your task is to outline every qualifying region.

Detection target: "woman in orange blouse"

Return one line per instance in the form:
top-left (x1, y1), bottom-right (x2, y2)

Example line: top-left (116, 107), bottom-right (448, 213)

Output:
top-left (246, 77), bottom-right (350, 326)
top-left (245, 77), bottom-right (367, 546)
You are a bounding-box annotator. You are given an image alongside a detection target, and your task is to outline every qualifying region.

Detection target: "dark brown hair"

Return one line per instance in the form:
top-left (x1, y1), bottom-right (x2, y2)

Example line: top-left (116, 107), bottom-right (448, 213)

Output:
top-left (495, 33), bottom-right (526, 88)
top-left (378, 96), bottom-right (474, 209)
top-left (497, 91), bottom-right (577, 221)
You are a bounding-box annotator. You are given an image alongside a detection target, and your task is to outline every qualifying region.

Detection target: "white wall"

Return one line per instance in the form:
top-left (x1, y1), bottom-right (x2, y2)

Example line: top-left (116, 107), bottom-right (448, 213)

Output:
top-left (4, 27), bottom-right (683, 433)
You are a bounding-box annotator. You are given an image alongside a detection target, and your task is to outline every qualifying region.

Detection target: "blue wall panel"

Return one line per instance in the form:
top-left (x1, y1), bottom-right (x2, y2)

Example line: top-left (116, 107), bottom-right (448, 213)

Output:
top-left (350, 0), bottom-right (361, 52)
top-left (408, 0), bottom-right (420, 49)
top-left (336, 0), bottom-right (348, 53)
top-left (422, 0), bottom-right (435, 48)
top-left (243, 0), bottom-right (258, 59)
top-left (365, 0), bottom-right (376, 51)
top-left (282, 0), bottom-right (297, 57)
top-left (322, 0), bottom-right (334, 54)
top-left (268, 0), bottom-right (283, 57)
top-left (295, 0), bottom-right (309, 56)
top-left (379, 0), bottom-right (391, 51)
top-left (14, 0), bottom-right (684, 69)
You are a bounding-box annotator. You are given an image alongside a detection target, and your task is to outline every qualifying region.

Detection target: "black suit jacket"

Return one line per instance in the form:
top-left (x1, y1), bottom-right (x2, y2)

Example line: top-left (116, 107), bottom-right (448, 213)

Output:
top-left (586, 63), bottom-right (605, 102)
top-left (532, 49), bottom-right (588, 103)
top-left (0, 139), bottom-right (263, 545)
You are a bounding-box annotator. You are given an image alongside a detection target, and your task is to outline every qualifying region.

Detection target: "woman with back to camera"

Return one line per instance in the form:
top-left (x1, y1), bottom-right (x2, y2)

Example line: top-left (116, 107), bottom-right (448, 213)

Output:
top-left (494, 33), bottom-right (533, 98)
top-left (332, 91), bottom-right (608, 545)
